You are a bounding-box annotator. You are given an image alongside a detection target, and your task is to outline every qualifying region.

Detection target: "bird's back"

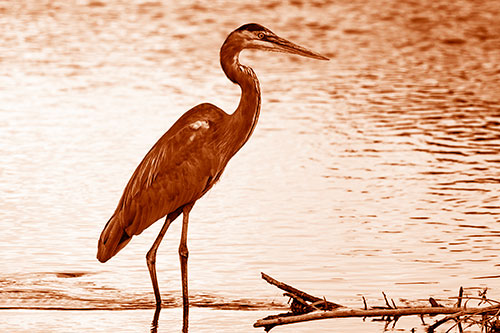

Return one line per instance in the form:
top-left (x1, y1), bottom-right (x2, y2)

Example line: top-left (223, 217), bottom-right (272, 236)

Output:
top-left (97, 103), bottom-right (232, 262)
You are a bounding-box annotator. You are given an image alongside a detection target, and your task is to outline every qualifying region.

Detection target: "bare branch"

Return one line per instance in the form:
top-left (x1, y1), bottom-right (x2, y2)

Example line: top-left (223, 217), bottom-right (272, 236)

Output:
top-left (254, 273), bottom-right (500, 332)
top-left (260, 272), bottom-right (342, 310)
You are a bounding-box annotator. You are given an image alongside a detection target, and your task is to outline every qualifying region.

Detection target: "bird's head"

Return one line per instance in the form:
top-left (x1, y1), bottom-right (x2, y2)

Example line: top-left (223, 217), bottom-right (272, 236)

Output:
top-left (226, 23), bottom-right (329, 61)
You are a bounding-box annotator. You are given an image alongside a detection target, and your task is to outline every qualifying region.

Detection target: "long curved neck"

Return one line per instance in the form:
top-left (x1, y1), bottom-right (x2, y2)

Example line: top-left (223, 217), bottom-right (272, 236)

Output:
top-left (220, 40), bottom-right (261, 155)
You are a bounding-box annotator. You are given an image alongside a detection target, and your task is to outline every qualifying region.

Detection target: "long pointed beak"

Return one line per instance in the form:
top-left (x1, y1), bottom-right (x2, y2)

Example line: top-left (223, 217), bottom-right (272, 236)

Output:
top-left (266, 35), bottom-right (329, 61)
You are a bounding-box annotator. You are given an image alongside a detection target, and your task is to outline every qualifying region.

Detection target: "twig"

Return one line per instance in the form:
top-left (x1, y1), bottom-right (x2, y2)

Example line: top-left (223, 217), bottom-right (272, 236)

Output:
top-left (456, 287), bottom-right (463, 308)
top-left (426, 305), bottom-right (500, 332)
top-left (255, 305), bottom-right (500, 329)
top-left (383, 292), bottom-right (392, 308)
top-left (260, 272), bottom-right (342, 310)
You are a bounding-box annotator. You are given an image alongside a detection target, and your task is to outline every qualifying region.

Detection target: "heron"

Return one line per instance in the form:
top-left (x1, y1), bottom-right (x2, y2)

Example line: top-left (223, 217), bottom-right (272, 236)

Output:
top-left (97, 23), bottom-right (328, 331)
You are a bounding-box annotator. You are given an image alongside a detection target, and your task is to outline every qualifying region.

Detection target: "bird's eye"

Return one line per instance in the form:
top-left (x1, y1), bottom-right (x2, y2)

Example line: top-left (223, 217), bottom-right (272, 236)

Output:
top-left (257, 32), bottom-right (265, 39)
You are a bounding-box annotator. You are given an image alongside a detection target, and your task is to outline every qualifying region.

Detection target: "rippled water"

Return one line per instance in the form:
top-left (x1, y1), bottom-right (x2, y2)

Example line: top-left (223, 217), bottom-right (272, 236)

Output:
top-left (1, 0), bottom-right (500, 332)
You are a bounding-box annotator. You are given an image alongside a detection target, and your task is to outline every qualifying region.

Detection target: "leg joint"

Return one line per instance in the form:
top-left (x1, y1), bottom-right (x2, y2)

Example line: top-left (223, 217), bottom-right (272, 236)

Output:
top-left (146, 249), bottom-right (156, 264)
top-left (178, 245), bottom-right (189, 259)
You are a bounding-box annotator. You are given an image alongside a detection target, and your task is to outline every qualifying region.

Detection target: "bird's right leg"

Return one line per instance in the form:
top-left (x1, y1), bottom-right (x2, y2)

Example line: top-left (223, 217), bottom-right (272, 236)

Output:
top-left (179, 203), bottom-right (194, 333)
top-left (146, 210), bottom-right (181, 308)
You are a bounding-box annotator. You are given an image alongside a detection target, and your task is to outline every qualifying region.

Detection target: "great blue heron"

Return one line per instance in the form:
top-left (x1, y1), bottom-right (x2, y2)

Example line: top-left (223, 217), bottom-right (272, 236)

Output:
top-left (97, 23), bottom-right (328, 331)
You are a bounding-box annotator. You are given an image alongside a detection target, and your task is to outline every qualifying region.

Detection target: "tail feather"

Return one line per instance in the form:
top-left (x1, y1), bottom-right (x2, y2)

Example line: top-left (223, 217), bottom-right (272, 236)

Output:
top-left (97, 214), bottom-right (132, 263)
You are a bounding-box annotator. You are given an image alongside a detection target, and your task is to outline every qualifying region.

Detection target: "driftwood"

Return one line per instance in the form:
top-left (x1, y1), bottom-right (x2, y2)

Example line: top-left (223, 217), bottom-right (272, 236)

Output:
top-left (253, 273), bottom-right (500, 332)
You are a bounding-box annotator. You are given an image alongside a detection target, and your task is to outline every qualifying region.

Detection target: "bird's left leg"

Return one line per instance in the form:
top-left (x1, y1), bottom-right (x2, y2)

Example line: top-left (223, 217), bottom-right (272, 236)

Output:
top-left (179, 202), bottom-right (194, 333)
top-left (147, 209), bottom-right (182, 309)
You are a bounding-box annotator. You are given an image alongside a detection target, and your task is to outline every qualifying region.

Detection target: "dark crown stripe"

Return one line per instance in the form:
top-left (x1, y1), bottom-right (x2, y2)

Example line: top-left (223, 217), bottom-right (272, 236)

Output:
top-left (236, 23), bottom-right (266, 32)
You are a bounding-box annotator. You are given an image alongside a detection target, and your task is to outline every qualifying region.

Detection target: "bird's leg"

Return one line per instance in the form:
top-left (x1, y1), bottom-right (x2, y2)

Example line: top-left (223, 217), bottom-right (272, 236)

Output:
top-left (179, 203), bottom-right (194, 333)
top-left (146, 210), bottom-right (180, 309)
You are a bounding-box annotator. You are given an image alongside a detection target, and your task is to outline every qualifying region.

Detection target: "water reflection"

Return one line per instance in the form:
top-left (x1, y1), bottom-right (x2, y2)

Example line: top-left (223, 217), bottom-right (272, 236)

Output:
top-left (151, 307), bottom-right (160, 333)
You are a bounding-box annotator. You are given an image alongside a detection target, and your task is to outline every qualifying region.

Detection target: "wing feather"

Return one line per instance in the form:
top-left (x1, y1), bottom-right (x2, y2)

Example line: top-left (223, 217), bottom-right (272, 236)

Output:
top-left (114, 104), bottom-right (229, 236)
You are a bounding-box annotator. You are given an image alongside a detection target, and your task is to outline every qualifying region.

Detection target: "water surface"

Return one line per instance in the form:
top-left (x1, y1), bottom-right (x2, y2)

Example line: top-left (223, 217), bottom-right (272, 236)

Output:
top-left (1, 0), bottom-right (500, 332)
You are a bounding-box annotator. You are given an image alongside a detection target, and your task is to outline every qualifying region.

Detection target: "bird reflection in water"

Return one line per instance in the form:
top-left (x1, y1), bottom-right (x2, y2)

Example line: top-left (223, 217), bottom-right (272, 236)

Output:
top-left (151, 308), bottom-right (160, 333)
top-left (96, 23), bottom-right (328, 332)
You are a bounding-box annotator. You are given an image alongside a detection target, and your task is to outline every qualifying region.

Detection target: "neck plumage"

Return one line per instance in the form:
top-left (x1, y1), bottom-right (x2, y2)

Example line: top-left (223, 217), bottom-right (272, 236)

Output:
top-left (220, 40), bottom-right (261, 155)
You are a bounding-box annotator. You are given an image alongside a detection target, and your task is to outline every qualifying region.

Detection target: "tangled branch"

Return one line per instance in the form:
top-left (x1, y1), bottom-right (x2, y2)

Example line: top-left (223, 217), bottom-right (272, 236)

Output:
top-left (253, 273), bottom-right (500, 332)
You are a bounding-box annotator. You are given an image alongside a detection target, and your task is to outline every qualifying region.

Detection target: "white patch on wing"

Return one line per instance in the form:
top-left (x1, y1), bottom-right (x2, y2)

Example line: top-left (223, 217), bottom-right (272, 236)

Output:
top-left (189, 120), bottom-right (210, 130)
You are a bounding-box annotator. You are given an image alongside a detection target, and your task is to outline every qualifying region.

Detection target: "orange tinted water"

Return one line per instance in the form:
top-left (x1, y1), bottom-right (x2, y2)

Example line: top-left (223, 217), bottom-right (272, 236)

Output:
top-left (1, 1), bottom-right (499, 332)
